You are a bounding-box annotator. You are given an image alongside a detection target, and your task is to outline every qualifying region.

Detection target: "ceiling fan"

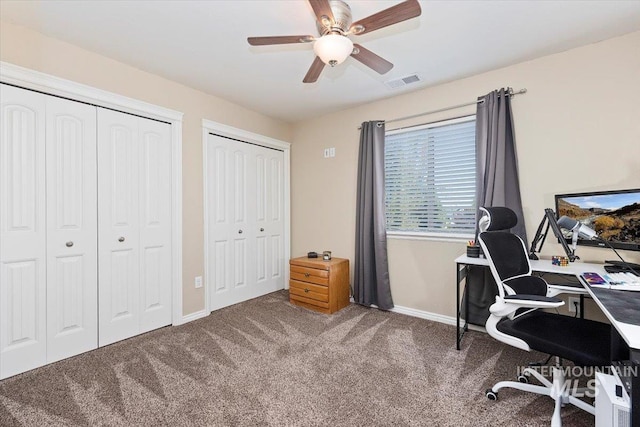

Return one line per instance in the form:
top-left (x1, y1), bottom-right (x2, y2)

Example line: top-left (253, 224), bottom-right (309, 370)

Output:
top-left (247, 0), bottom-right (422, 83)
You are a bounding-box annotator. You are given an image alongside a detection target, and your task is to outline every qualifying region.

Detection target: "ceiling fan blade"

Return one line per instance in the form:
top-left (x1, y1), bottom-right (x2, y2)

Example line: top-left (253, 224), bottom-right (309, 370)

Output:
top-left (351, 44), bottom-right (393, 74)
top-left (350, 0), bottom-right (421, 35)
top-left (248, 35), bottom-right (315, 46)
top-left (308, 0), bottom-right (334, 27)
top-left (303, 57), bottom-right (325, 83)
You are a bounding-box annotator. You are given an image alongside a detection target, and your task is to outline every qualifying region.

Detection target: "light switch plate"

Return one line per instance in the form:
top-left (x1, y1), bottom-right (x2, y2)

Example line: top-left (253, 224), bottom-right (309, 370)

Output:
top-left (195, 276), bottom-right (203, 288)
top-left (329, 147), bottom-right (335, 157)
top-left (323, 148), bottom-right (330, 158)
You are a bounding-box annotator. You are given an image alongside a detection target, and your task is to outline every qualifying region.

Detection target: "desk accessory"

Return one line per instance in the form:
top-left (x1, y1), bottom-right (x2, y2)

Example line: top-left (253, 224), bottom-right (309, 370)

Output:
top-left (466, 241), bottom-right (480, 258)
top-left (581, 272), bottom-right (607, 285)
top-left (307, 251), bottom-right (318, 258)
top-left (551, 256), bottom-right (569, 266)
top-left (323, 251), bottom-right (332, 260)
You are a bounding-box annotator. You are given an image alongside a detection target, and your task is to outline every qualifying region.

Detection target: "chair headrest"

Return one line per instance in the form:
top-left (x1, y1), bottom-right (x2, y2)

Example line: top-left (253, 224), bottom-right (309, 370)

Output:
top-left (478, 207), bottom-right (518, 232)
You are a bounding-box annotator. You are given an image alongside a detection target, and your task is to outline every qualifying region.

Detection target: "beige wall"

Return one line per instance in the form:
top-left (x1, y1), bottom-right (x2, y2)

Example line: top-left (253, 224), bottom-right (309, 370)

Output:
top-left (2, 19), bottom-right (639, 320)
top-left (291, 31), bottom-right (640, 318)
top-left (0, 21), bottom-right (293, 315)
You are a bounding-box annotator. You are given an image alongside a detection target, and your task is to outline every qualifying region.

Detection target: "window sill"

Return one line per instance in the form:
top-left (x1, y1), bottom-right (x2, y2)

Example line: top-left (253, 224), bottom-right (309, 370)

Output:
top-left (386, 231), bottom-right (474, 243)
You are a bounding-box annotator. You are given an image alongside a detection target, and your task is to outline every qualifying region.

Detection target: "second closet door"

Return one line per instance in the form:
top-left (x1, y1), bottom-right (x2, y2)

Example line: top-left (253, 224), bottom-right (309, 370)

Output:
top-left (97, 108), bottom-right (171, 346)
top-left (207, 134), bottom-right (284, 311)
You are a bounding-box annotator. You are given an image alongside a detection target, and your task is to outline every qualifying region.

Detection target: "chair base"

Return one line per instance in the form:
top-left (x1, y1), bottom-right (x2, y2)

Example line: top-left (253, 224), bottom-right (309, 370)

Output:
top-left (487, 366), bottom-right (595, 427)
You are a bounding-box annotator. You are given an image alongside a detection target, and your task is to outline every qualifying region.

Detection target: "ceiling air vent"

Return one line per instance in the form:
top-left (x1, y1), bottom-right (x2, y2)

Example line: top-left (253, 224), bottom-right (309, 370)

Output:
top-left (384, 74), bottom-right (422, 89)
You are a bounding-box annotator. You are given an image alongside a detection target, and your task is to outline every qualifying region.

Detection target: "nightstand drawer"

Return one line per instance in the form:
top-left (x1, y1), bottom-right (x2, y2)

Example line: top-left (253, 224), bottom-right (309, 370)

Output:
top-left (289, 293), bottom-right (330, 309)
top-left (290, 280), bottom-right (329, 302)
top-left (290, 266), bottom-right (329, 286)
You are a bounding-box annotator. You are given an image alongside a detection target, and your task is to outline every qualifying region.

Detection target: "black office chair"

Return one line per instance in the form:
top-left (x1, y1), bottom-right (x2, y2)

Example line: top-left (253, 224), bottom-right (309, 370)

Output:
top-left (477, 207), bottom-right (612, 427)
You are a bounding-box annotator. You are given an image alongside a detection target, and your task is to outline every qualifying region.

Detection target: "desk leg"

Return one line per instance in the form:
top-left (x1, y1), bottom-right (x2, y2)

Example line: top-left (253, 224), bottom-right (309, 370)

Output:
top-left (456, 263), bottom-right (469, 350)
top-left (631, 350), bottom-right (639, 427)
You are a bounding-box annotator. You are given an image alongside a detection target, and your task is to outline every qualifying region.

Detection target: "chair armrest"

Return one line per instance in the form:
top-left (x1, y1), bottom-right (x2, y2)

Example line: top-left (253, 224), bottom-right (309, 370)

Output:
top-left (490, 294), bottom-right (564, 317)
top-left (504, 294), bottom-right (563, 303)
top-left (547, 284), bottom-right (588, 297)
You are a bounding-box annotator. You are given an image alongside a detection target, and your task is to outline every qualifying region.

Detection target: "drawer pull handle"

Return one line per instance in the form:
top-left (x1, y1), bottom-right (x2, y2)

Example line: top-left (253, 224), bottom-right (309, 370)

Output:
top-left (304, 288), bottom-right (309, 293)
top-left (304, 273), bottom-right (310, 277)
top-left (66, 241), bottom-right (74, 247)
top-left (118, 237), bottom-right (125, 242)
top-left (260, 228), bottom-right (264, 232)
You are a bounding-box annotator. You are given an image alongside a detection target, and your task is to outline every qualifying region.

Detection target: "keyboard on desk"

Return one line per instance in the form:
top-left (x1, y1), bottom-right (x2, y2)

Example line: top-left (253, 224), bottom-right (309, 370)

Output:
top-left (605, 272), bottom-right (640, 291)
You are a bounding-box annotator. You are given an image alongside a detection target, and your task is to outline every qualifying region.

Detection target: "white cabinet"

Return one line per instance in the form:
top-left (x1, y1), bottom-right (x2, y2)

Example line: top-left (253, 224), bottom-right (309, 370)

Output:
top-left (0, 84), bottom-right (173, 378)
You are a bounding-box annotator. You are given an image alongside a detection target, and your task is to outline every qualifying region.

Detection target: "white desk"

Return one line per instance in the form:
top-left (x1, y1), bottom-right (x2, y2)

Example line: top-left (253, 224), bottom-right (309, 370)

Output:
top-left (455, 254), bottom-right (640, 424)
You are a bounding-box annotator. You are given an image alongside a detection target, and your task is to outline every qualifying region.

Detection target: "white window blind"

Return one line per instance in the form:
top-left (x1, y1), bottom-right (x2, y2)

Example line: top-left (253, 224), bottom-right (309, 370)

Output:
top-left (385, 116), bottom-right (476, 237)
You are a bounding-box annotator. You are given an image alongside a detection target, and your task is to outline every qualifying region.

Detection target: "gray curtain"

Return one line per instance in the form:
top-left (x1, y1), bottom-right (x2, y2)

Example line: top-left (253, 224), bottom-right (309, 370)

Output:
top-left (475, 88), bottom-right (527, 244)
top-left (354, 121), bottom-right (393, 310)
top-left (466, 88), bottom-right (526, 324)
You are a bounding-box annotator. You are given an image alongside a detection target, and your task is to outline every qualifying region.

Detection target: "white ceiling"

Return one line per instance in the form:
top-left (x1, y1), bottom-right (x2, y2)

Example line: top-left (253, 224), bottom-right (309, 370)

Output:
top-left (2, 0), bottom-right (640, 123)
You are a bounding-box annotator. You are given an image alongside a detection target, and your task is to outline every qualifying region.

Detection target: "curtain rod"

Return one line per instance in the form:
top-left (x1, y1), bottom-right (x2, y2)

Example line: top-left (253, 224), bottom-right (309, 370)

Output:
top-left (357, 88), bottom-right (527, 130)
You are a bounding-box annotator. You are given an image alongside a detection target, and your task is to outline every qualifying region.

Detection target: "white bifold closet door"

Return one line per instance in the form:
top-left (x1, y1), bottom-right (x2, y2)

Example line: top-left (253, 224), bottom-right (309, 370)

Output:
top-left (207, 134), bottom-right (284, 311)
top-left (45, 96), bottom-right (98, 363)
top-left (97, 108), bottom-right (172, 346)
top-left (0, 85), bottom-right (98, 378)
top-left (0, 85), bottom-right (48, 378)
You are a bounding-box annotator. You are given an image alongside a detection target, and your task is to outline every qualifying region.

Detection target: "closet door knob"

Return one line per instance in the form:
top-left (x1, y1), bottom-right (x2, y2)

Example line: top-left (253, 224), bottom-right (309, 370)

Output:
top-left (66, 241), bottom-right (74, 247)
top-left (238, 230), bottom-right (243, 234)
top-left (260, 228), bottom-right (264, 232)
top-left (118, 237), bottom-right (125, 242)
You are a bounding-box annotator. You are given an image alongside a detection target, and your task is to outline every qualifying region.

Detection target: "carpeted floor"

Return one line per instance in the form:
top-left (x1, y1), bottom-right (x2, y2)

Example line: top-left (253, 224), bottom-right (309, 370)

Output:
top-left (0, 290), bottom-right (594, 426)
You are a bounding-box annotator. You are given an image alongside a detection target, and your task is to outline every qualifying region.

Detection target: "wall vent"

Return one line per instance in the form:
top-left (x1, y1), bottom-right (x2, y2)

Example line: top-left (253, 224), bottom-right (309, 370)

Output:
top-left (384, 74), bottom-right (422, 89)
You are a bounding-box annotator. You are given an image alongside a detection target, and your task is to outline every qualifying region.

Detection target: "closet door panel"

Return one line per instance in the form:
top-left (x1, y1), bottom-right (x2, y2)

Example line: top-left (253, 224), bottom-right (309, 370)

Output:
top-left (260, 148), bottom-right (284, 292)
top-left (138, 118), bottom-right (172, 333)
top-left (208, 135), bottom-right (256, 310)
top-left (207, 139), bottom-right (233, 309)
top-left (45, 97), bottom-right (97, 363)
top-left (97, 108), bottom-right (140, 346)
top-left (233, 147), bottom-right (253, 294)
top-left (0, 85), bottom-right (47, 378)
top-left (255, 153), bottom-right (268, 284)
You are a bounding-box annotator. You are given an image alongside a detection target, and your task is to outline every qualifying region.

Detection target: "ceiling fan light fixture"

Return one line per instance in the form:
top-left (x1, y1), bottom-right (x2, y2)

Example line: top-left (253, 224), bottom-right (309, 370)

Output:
top-left (313, 34), bottom-right (353, 67)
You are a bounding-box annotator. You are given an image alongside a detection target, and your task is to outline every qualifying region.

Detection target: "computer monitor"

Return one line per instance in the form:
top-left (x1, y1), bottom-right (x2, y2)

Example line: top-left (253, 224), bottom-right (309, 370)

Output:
top-left (554, 188), bottom-right (640, 252)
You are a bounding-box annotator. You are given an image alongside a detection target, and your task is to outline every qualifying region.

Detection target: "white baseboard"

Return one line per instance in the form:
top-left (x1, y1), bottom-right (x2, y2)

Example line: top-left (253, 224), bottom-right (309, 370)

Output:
top-left (174, 309), bottom-right (208, 326)
top-left (390, 305), bottom-right (486, 332)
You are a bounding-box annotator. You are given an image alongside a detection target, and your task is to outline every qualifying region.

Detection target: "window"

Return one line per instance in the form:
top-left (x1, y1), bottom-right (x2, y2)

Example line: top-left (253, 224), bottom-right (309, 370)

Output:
top-left (384, 116), bottom-right (476, 238)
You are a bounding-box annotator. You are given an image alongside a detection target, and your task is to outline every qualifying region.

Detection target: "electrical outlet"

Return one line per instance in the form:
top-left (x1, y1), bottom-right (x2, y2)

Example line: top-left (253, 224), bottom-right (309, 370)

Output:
top-left (568, 296), bottom-right (580, 314)
top-left (195, 276), bottom-right (203, 288)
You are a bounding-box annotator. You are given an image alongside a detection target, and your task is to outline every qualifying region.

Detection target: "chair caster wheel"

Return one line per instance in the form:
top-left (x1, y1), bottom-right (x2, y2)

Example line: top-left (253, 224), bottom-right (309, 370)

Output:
top-left (486, 389), bottom-right (498, 401)
top-left (517, 374), bottom-right (530, 384)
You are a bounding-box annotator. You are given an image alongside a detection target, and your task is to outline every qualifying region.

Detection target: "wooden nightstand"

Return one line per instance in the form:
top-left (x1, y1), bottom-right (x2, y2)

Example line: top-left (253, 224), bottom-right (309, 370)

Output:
top-left (289, 257), bottom-right (350, 314)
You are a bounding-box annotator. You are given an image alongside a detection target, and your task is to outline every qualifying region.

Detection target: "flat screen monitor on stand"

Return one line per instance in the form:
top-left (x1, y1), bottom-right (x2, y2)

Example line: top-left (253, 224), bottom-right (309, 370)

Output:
top-left (529, 188), bottom-right (640, 267)
top-left (555, 188), bottom-right (640, 253)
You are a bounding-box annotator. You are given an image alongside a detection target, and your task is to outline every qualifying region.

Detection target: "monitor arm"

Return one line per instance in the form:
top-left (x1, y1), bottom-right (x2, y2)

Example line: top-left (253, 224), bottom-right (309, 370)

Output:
top-left (528, 208), bottom-right (578, 261)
